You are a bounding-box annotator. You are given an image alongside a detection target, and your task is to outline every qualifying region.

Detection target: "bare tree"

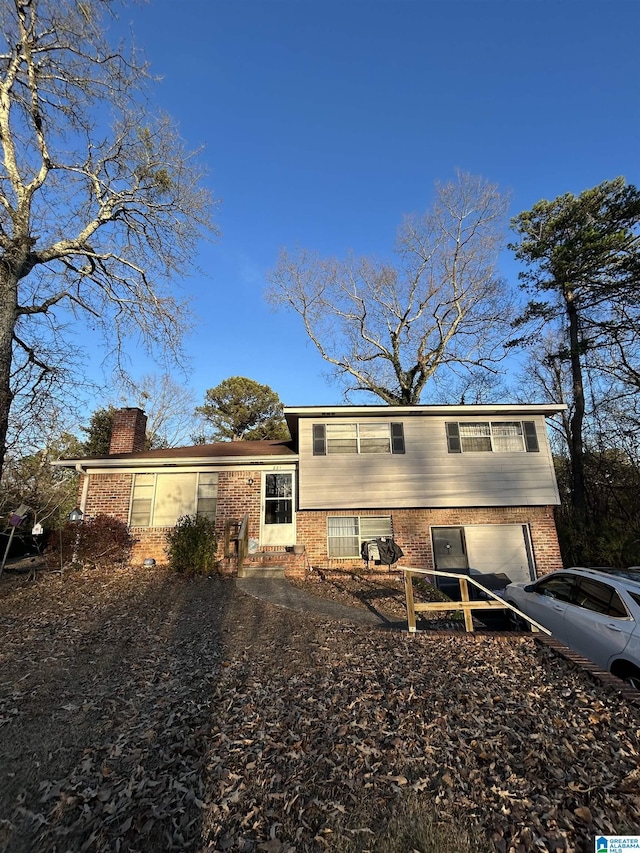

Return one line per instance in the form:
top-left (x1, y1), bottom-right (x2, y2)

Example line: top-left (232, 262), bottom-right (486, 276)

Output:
top-left (0, 404), bottom-right (83, 527)
top-left (0, 0), bottom-right (218, 480)
top-left (267, 172), bottom-right (512, 404)
top-left (512, 332), bottom-right (573, 451)
top-left (118, 372), bottom-right (199, 448)
top-left (591, 302), bottom-right (640, 393)
top-left (511, 329), bottom-right (640, 566)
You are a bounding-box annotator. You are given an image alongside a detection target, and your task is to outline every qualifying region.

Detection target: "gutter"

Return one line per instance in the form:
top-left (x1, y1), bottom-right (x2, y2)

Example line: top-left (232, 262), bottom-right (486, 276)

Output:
top-left (284, 403), bottom-right (568, 417)
top-left (53, 455), bottom-right (299, 471)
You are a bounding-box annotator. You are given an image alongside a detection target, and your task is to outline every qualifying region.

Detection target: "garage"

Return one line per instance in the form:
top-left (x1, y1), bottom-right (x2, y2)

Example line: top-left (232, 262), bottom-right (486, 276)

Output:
top-left (432, 524), bottom-right (535, 584)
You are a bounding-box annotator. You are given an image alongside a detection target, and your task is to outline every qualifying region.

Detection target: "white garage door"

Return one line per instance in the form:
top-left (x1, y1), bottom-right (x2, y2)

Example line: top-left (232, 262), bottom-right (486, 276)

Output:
top-left (463, 524), bottom-right (534, 584)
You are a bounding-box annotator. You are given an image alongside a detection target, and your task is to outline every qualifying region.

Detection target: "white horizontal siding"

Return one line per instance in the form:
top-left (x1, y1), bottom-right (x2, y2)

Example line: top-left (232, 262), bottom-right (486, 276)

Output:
top-left (298, 415), bottom-right (560, 509)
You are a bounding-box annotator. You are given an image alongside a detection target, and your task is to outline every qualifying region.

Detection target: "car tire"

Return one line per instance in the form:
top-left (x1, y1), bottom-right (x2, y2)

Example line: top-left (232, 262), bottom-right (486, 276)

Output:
top-left (612, 663), bottom-right (640, 691)
top-left (506, 604), bottom-right (530, 632)
top-left (624, 670), bottom-right (640, 691)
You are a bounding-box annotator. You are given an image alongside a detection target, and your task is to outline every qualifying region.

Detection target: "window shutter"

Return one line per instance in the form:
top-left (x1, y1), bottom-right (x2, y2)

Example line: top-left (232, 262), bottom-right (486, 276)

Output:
top-left (312, 424), bottom-right (326, 455)
top-left (446, 422), bottom-right (462, 453)
top-left (523, 421), bottom-right (539, 452)
top-left (391, 422), bottom-right (405, 454)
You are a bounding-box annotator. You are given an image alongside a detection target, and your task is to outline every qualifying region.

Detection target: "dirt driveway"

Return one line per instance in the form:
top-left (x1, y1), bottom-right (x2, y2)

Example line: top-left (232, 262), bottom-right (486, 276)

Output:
top-left (0, 564), bottom-right (639, 852)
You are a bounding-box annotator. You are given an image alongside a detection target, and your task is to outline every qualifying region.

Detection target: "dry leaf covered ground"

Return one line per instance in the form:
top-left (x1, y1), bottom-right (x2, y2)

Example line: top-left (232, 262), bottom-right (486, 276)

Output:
top-left (0, 563), bottom-right (639, 853)
top-left (290, 568), bottom-right (466, 626)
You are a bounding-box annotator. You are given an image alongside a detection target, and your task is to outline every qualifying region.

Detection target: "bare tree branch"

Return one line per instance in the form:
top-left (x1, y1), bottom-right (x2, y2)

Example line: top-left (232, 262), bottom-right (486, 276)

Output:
top-left (0, 0), bottom-right (218, 478)
top-left (266, 172), bottom-right (512, 404)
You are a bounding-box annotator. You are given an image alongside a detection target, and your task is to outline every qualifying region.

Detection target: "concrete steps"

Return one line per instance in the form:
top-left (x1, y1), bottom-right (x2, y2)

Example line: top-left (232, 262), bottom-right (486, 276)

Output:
top-left (239, 564), bottom-right (286, 579)
top-left (236, 549), bottom-right (306, 579)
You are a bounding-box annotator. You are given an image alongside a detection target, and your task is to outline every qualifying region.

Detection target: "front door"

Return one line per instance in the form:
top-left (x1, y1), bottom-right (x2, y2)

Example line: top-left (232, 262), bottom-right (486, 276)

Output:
top-left (260, 472), bottom-right (295, 547)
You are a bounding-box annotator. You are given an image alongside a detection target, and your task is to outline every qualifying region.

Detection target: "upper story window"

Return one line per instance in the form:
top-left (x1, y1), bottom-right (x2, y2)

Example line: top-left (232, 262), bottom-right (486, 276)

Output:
top-left (130, 472), bottom-right (218, 527)
top-left (446, 421), bottom-right (539, 453)
top-left (312, 422), bottom-right (405, 455)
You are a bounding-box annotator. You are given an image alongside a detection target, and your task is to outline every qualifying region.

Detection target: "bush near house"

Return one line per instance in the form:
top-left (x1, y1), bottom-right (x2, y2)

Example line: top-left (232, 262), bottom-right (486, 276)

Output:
top-left (165, 514), bottom-right (218, 575)
top-left (44, 514), bottom-right (134, 570)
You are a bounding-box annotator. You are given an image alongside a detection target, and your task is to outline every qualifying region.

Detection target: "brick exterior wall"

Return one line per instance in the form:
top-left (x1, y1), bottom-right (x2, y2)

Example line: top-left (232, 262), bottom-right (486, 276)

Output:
top-left (80, 467), bottom-right (562, 578)
top-left (109, 408), bottom-right (147, 454)
top-left (211, 470), bottom-right (305, 578)
top-left (82, 472), bottom-right (132, 523)
top-left (215, 470), bottom-right (262, 548)
top-left (129, 526), bottom-right (175, 566)
top-left (215, 470), bottom-right (262, 576)
top-left (295, 505), bottom-right (562, 577)
top-left (79, 468), bottom-right (295, 573)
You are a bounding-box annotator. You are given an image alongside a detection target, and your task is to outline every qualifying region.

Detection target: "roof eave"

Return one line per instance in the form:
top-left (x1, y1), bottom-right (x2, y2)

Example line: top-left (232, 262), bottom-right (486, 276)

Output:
top-left (53, 453), bottom-right (299, 470)
top-left (284, 403), bottom-right (567, 417)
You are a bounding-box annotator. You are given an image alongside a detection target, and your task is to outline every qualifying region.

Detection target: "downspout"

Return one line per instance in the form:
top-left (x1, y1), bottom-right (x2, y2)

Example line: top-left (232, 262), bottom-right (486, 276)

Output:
top-left (75, 464), bottom-right (89, 514)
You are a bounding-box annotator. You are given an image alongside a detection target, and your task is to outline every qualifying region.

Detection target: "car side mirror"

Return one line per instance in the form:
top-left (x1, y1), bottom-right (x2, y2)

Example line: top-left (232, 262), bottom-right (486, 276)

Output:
top-left (523, 583), bottom-right (537, 593)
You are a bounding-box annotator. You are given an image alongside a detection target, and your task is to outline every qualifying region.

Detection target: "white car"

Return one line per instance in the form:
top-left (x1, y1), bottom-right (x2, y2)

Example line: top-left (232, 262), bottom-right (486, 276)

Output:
top-left (502, 567), bottom-right (640, 689)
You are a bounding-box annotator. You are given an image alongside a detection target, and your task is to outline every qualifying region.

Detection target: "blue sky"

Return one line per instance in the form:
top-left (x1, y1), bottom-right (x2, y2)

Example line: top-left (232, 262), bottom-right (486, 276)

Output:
top-left (96, 0), bottom-right (640, 410)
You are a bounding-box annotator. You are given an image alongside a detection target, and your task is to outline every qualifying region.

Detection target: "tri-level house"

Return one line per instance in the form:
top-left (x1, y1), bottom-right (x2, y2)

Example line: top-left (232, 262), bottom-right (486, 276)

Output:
top-left (58, 403), bottom-right (566, 582)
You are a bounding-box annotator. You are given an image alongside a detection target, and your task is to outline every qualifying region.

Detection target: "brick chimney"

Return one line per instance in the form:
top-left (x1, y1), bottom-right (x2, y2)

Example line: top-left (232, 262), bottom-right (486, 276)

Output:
top-left (109, 407), bottom-right (148, 454)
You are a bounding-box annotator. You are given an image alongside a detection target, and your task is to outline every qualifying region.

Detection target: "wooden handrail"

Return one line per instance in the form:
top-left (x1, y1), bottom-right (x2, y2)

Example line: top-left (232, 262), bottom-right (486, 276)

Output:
top-left (236, 513), bottom-right (249, 575)
top-left (402, 567), bottom-right (551, 635)
top-left (223, 519), bottom-right (239, 558)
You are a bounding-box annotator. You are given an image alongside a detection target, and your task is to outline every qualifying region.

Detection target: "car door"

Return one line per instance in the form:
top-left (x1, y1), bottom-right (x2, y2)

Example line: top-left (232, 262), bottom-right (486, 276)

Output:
top-left (520, 574), bottom-right (578, 641)
top-left (563, 577), bottom-right (634, 669)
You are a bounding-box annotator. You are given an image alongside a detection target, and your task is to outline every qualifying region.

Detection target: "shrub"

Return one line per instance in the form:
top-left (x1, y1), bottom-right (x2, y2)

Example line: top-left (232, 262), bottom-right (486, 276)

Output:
top-left (165, 514), bottom-right (218, 575)
top-left (45, 514), bottom-right (134, 570)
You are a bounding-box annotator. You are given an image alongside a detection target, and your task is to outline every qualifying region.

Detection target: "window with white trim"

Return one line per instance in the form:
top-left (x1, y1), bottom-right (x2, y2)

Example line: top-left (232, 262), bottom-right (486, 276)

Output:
top-left (313, 422), bottom-right (405, 455)
top-left (130, 472), bottom-right (218, 527)
top-left (264, 473), bottom-right (293, 525)
top-left (446, 421), bottom-right (539, 453)
top-left (327, 516), bottom-right (393, 557)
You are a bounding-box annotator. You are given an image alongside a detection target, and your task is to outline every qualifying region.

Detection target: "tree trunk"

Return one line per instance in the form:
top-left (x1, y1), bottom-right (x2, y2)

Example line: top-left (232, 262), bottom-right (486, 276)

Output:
top-left (564, 286), bottom-right (587, 523)
top-left (0, 268), bottom-right (18, 481)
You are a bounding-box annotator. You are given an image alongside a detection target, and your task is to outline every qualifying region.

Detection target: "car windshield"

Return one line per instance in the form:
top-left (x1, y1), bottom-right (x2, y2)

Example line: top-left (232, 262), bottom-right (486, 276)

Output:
top-left (608, 569), bottom-right (640, 582)
top-left (583, 567), bottom-right (640, 583)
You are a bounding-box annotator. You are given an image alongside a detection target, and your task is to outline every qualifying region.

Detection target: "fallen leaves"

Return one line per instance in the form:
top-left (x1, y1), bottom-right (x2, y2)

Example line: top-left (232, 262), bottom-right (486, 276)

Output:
top-left (0, 565), bottom-right (638, 853)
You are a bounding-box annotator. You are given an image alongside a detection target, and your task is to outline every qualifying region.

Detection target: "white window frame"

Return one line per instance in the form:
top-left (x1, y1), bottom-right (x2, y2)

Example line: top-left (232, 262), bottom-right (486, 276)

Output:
top-left (458, 421), bottom-right (526, 453)
top-left (327, 515), bottom-right (393, 558)
top-left (129, 472), bottom-right (218, 528)
top-left (326, 422), bottom-right (391, 454)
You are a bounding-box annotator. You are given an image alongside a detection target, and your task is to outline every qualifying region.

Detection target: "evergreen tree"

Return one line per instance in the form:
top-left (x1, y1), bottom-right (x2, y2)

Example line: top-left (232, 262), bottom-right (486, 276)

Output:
top-left (196, 378), bottom-right (289, 442)
top-left (510, 177), bottom-right (640, 523)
